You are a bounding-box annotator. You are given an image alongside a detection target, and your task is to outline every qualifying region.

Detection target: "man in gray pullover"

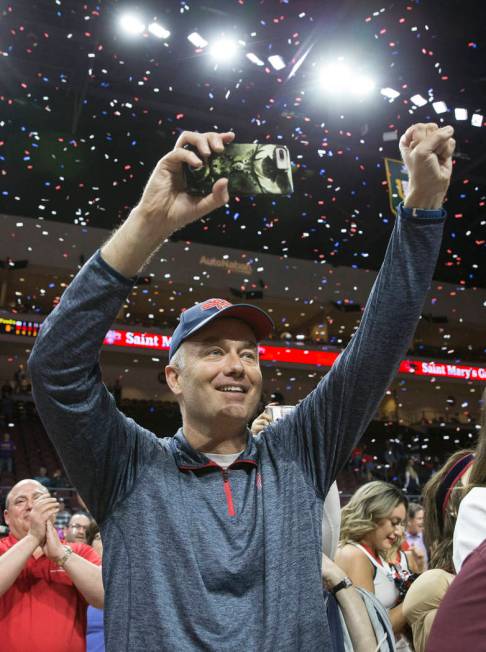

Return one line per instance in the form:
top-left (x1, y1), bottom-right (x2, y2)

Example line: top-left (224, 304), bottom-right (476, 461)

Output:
top-left (28, 123), bottom-right (455, 651)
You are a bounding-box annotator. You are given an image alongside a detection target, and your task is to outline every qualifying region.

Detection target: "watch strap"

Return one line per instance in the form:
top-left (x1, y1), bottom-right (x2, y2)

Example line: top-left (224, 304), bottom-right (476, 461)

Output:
top-left (331, 577), bottom-right (353, 596)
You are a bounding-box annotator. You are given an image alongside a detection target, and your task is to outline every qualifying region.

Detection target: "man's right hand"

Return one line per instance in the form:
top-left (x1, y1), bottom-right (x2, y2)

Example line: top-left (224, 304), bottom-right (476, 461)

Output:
top-left (101, 130), bottom-right (235, 277)
top-left (28, 494), bottom-right (60, 546)
top-left (134, 130), bottom-right (235, 233)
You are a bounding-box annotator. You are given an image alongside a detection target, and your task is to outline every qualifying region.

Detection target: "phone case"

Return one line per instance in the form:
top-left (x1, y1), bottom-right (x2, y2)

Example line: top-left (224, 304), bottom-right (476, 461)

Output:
top-left (183, 143), bottom-right (293, 196)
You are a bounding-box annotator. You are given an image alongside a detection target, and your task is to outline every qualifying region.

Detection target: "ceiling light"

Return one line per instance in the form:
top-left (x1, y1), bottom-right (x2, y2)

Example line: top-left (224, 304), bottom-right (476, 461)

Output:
top-left (268, 55), bottom-right (286, 71)
top-left (471, 113), bottom-right (483, 127)
top-left (432, 101), bottom-right (448, 114)
top-left (209, 38), bottom-right (238, 62)
top-left (410, 94), bottom-right (428, 107)
top-left (119, 13), bottom-right (145, 36)
top-left (187, 32), bottom-right (208, 48)
top-left (246, 52), bottom-right (264, 66)
top-left (455, 107), bottom-right (468, 120)
top-left (381, 87), bottom-right (400, 99)
top-left (351, 75), bottom-right (375, 96)
top-left (319, 62), bottom-right (352, 94)
top-left (148, 23), bottom-right (170, 39)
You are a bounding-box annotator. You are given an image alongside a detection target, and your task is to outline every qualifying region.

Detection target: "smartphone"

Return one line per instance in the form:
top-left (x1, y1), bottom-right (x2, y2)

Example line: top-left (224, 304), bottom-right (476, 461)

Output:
top-left (264, 405), bottom-right (296, 421)
top-left (183, 143), bottom-right (293, 196)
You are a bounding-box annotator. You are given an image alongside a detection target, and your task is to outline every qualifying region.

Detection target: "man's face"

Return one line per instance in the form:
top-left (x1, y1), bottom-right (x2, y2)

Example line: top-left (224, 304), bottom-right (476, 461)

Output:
top-left (65, 514), bottom-right (91, 543)
top-left (4, 481), bottom-right (49, 540)
top-left (166, 318), bottom-right (262, 428)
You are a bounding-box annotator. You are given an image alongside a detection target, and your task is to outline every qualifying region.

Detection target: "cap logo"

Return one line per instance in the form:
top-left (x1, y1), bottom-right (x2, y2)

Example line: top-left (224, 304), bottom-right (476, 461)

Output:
top-left (200, 299), bottom-right (232, 311)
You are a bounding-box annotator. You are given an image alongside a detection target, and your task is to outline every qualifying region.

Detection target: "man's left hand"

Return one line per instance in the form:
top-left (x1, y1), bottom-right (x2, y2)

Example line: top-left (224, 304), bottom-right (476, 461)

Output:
top-left (400, 122), bottom-right (455, 209)
top-left (43, 520), bottom-right (67, 561)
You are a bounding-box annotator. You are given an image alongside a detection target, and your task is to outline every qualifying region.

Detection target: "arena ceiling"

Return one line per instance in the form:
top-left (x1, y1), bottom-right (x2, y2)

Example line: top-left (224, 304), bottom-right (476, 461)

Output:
top-left (0, 0), bottom-right (485, 288)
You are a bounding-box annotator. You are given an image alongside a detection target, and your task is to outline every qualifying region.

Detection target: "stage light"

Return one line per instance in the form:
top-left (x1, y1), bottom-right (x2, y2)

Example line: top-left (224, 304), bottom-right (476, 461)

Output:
top-left (380, 87), bottom-right (400, 100)
top-left (209, 37), bottom-right (238, 62)
top-left (187, 32), bottom-right (208, 48)
top-left (351, 75), bottom-right (375, 96)
top-left (455, 107), bottom-right (468, 120)
top-left (268, 55), bottom-right (285, 71)
top-left (119, 13), bottom-right (145, 36)
top-left (246, 52), bottom-right (264, 66)
top-left (410, 94), bottom-right (428, 107)
top-left (319, 62), bottom-right (352, 94)
top-left (148, 22), bottom-right (170, 39)
top-left (471, 113), bottom-right (483, 127)
top-left (432, 101), bottom-right (448, 114)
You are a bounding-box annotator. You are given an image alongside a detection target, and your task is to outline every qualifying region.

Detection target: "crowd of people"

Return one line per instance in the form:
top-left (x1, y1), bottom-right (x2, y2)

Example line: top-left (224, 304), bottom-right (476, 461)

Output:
top-left (1, 122), bottom-right (484, 651)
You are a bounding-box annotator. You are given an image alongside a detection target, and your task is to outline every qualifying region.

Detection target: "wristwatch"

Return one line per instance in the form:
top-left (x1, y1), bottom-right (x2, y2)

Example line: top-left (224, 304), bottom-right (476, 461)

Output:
top-left (331, 576), bottom-right (353, 596)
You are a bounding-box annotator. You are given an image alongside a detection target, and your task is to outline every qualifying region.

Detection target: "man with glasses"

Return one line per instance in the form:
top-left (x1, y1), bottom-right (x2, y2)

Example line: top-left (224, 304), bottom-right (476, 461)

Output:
top-left (64, 512), bottom-right (93, 544)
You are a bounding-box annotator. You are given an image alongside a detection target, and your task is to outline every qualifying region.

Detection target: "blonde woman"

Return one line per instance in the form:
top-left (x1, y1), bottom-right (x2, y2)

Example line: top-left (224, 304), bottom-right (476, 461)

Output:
top-left (335, 481), bottom-right (410, 640)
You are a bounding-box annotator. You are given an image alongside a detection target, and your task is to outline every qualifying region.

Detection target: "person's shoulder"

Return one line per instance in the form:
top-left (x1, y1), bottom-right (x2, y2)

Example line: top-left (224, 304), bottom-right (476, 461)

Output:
top-left (71, 542), bottom-right (101, 564)
top-left (335, 543), bottom-right (370, 566)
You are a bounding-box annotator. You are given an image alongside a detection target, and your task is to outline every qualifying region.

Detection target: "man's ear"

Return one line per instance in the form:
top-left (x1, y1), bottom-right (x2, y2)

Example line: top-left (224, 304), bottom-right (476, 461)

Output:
top-left (3, 510), bottom-right (9, 527)
top-left (165, 365), bottom-right (183, 396)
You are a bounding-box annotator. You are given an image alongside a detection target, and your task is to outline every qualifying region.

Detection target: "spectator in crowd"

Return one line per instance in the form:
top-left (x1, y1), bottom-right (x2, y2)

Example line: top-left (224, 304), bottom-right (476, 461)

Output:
top-left (404, 387), bottom-right (486, 652)
top-left (404, 502), bottom-right (428, 569)
top-left (85, 522), bottom-right (104, 652)
top-left (54, 497), bottom-right (72, 530)
top-left (0, 432), bottom-right (15, 474)
top-left (0, 479), bottom-right (103, 652)
top-left (401, 450), bottom-right (474, 652)
top-left (51, 467), bottom-right (70, 488)
top-left (403, 458), bottom-right (421, 496)
top-left (452, 386), bottom-right (486, 572)
top-left (33, 465), bottom-right (53, 487)
top-left (426, 537), bottom-right (486, 651)
top-left (335, 481), bottom-right (412, 645)
top-left (28, 123), bottom-right (455, 649)
top-left (112, 377), bottom-right (123, 406)
top-left (13, 363), bottom-right (29, 394)
top-left (0, 382), bottom-right (14, 425)
top-left (64, 512), bottom-right (92, 544)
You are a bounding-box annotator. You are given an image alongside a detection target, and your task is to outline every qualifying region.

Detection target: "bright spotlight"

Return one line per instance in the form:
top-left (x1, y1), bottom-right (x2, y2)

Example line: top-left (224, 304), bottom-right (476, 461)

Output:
top-left (246, 52), bottom-right (264, 66)
top-left (319, 62), bottom-right (352, 94)
top-left (119, 13), bottom-right (145, 36)
top-left (187, 32), bottom-right (208, 48)
top-left (455, 107), bottom-right (468, 120)
top-left (268, 55), bottom-right (286, 71)
top-left (148, 22), bottom-right (170, 39)
top-left (432, 101), bottom-right (448, 114)
top-left (209, 38), bottom-right (238, 62)
top-left (471, 113), bottom-right (484, 127)
top-left (351, 75), bottom-right (375, 96)
top-left (410, 94), bottom-right (428, 107)
top-left (381, 87), bottom-right (400, 100)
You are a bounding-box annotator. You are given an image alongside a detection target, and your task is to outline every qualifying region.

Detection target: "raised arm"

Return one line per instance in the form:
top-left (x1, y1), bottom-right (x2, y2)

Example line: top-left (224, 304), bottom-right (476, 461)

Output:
top-left (266, 123), bottom-right (455, 497)
top-left (28, 131), bottom-right (235, 522)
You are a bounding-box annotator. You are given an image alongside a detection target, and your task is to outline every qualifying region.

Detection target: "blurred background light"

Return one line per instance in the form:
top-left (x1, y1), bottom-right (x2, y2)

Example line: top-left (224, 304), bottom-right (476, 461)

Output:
top-left (119, 13), bottom-right (145, 36)
top-left (246, 52), bottom-right (264, 66)
top-left (380, 87), bottom-right (400, 100)
top-left (471, 113), bottom-right (483, 127)
top-left (187, 32), bottom-right (208, 48)
top-left (268, 55), bottom-right (286, 71)
top-left (432, 101), bottom-right (448, 114)
top-left (209, 37), bottom-right (239, 62)
top-left (148, 22), bottom-right (170, 39)
top-left (410, 94), bottom-right (428, 107)
top-left (455, 107), bottom-right (468, 120)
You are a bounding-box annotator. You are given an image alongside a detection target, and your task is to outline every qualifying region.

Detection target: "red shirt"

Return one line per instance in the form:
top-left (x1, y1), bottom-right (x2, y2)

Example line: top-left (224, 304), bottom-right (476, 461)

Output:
top-left (0, 534), bottom-right (101, 652)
